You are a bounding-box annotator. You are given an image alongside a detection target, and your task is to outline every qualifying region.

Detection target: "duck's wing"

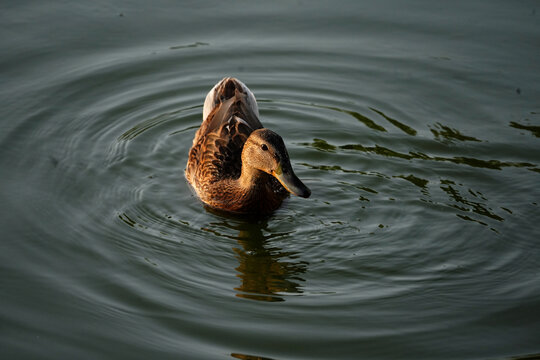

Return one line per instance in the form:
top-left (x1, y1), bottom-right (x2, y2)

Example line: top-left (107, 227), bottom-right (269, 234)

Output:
top-left (188, 115), bottom-right (253, 183)
top-left (187, 79), bottom-right (263, 184)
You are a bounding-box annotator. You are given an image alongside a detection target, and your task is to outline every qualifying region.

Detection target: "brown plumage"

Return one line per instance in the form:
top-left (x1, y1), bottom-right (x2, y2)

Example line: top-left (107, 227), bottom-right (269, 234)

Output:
top-left (186, 77), bottom-right (310, 214)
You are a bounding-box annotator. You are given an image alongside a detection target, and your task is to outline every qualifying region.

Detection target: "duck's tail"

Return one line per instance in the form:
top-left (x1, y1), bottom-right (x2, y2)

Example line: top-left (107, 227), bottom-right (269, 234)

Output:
top-left (203, 77), bottom-right (260, 121)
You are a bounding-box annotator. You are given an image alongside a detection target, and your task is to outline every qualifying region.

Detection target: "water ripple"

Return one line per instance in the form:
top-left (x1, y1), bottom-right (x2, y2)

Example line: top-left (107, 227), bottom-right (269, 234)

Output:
top-left (2, 22), bottom-right (540, 360)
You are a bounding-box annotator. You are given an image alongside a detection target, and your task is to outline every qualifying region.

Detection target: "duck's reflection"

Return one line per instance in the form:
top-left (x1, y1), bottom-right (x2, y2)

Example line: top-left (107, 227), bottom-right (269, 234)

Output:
top-left (234, 221), bottom-right (308, 302)
top-left (204, 213), bottom-right (308, 302)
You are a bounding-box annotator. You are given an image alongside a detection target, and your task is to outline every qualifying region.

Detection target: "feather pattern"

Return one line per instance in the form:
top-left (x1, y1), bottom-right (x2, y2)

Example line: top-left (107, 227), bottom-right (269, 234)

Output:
top-left (186, 78), bottom-right (310, 214)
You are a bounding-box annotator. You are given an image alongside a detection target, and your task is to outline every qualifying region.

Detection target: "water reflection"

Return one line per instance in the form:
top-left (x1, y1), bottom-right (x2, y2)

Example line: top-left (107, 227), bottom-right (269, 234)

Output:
top-left (439, 179), bottom-right (505, 227)
top-left (303, 138), bottom-right (538, 171)
top-left (205, 215), bottom-right (308, 302)
top-left (509, 121), bottom-right (540, 137)
top-left (262, 99), bottom-right (418, 135)
top-left (429, 122), bottom-right (481, 142)
top-left (369, 107), bottom-right (417, 136)
top-left (234, 221), bottom-right (307, 302)
top-left (231, 352), bottom-right (275, 360)
top-left (299, 164), bottom-right (507, 230)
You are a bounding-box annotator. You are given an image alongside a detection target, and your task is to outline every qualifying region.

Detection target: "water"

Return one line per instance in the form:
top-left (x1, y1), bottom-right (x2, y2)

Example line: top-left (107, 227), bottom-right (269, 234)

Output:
top-left (1, 1), bottom-right (540, 359)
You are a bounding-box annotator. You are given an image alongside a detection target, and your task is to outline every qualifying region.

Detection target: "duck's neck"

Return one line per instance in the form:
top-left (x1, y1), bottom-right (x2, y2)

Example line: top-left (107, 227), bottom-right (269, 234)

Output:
top-left (237, 164), bottom-right (286, 214)
top-left (238, 164), bottom-right (268, 193)
top-left (200, 165), bottom-right (283, 215)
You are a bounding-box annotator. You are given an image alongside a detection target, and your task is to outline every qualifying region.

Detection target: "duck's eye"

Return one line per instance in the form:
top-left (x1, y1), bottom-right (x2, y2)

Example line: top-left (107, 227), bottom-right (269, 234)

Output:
top-left (261, 144), bottom-right (268, 151)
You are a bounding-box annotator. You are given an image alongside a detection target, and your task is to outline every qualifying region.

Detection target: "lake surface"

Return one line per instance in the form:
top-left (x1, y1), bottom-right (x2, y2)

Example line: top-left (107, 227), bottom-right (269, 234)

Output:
top-left (1, 1), bottom-right (540, 359)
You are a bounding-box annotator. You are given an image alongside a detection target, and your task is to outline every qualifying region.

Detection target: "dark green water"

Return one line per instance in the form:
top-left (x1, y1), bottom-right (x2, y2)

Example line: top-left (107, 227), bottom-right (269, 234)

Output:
top-left (1, 1), bottom-right (540, 359)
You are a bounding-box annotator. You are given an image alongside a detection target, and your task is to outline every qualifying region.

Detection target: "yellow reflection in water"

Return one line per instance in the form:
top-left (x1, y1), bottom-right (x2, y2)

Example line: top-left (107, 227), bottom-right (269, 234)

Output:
top-left (120, 204), bottom-right (309, 302)
top-left (232, 220), bottom-right (308, 302)
top-left (200, 210), bottom-right (308, 302)
top-left (429, 122), bottom-right (481, 142)
top-left (303, 138), bottom-right (538, 171)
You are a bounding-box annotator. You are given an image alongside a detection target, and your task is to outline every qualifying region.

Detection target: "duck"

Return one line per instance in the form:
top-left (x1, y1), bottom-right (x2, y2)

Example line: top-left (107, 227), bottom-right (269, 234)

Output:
top-left (186, 77), bottom-right (311, 214)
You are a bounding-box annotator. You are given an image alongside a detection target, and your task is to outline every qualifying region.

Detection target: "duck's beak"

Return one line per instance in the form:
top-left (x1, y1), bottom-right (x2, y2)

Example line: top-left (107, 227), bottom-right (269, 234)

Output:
top-left (272, 164), bottom-right (311, 198)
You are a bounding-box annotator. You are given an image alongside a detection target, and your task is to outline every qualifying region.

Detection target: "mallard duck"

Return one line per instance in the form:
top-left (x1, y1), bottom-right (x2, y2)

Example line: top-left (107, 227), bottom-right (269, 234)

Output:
top-left (186, 77), bottom-right (310, 214)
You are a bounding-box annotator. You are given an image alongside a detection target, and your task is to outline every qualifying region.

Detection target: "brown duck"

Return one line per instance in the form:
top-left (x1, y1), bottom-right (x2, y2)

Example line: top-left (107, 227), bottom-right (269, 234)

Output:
top-left (186, 78), bottom-right (310, 214)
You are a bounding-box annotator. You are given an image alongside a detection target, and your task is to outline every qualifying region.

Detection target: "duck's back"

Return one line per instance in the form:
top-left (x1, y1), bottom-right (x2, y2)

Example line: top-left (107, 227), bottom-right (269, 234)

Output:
top-left (202, 77), bottom-right (261, 130)
top-left (186, 78), bottom-right (263, 187)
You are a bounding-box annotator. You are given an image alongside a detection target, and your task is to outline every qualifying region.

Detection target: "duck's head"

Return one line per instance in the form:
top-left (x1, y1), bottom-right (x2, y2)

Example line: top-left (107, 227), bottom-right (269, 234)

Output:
top-left (242, 129), bottom-right (311, 198)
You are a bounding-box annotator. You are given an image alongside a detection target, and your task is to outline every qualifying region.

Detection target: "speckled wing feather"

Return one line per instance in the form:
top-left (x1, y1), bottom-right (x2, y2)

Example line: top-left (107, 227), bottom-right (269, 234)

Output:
top-left (187, 80), bottom-right (263, 186)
